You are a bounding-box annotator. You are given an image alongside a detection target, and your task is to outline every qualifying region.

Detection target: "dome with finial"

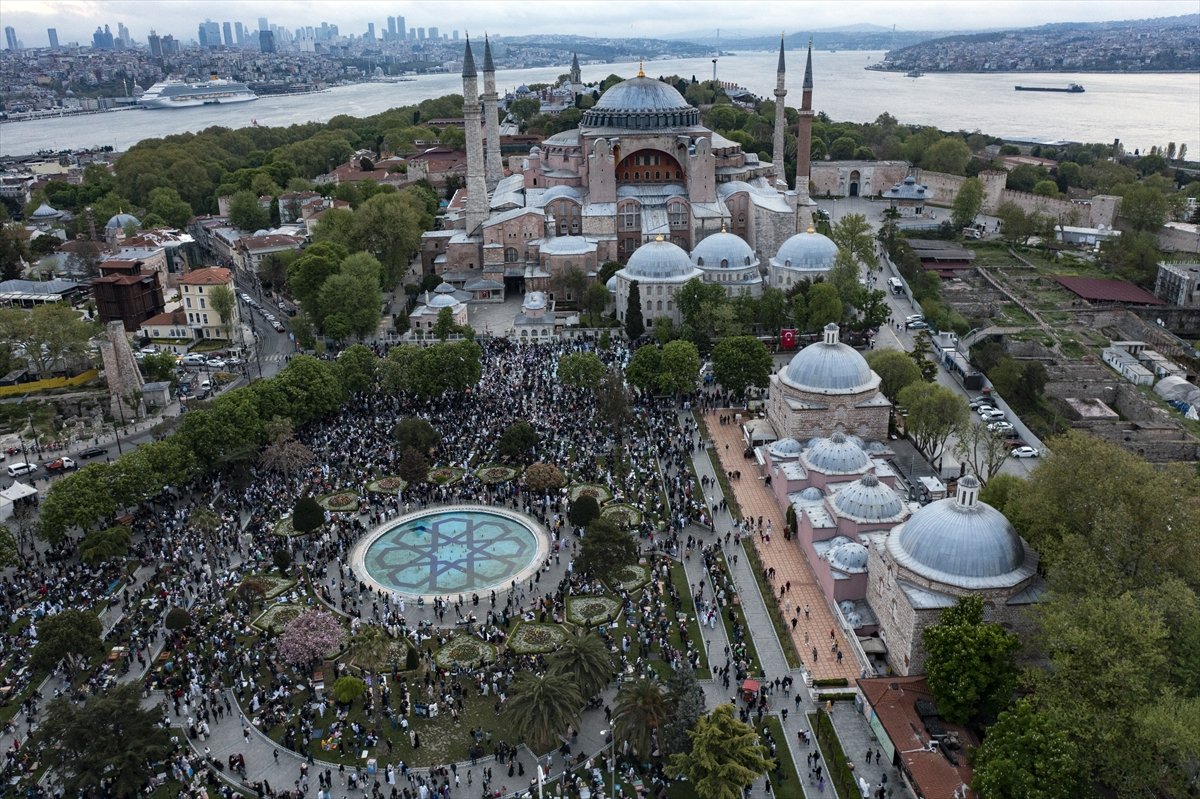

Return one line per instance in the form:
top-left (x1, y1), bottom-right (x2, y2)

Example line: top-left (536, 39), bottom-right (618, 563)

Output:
top-left (781, 324), bottom-right (877, 394)
top-left (691, 229), bottom-right (757, 270)
top-left (106, 212), bottom-right (140, 230)
top-left (772, 227), bottom-right (838, 273)
top-left (31, 202), bottom-right (63, 220)
top-left (621, 236), bottom-right (701, 280)
top-left (581, 72), bottom-right (700, 130)
top-left (833, 473), bottom-right (904, 521)
top-left (803, 431), bottom-right (870, 474)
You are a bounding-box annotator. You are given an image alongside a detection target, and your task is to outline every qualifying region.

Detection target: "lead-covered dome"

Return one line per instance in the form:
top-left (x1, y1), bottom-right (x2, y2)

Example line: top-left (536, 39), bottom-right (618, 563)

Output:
top-left (889, 475), bottom-right (1029, 588)
top-left (767, 437), bottom-right (803, 459)
top-left (106, 212), bottom-right (140, 230)
top-left (833, 473), bottom-right (903, 521)
top-left (826, 540), bottom-right (869, 573)
top-left (782, 324), bottom-right (876, 393)
top-left (804, 431), bottom-right (870, 474)
top-left (691, 231), bottom-right (756, 269)
top-left (772, 228), bottom-right (838, 273)
top-left (581, 75), bottom-right (700, 130)
top-left (622, 237), bottom-right (698, 280)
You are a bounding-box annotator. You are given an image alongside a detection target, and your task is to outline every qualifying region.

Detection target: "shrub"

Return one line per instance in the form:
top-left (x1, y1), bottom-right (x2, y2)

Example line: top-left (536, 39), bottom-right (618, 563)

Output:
top-left (568, 495), bottom-right (601, 527)
top-left (333, 675), bottom-right (366, 704)
top-left (164, 607), bottom-right (192, 632)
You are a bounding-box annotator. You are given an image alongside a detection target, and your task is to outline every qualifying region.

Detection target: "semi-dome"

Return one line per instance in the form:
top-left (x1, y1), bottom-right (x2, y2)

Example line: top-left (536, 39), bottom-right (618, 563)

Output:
top-left (804, 431), bottom-right (870, 474)
top-left (826, 541), bottom-right (869, 573)
top-left (106, 212), bottom-right (140, 230)
top-left (833, 473), bottom-right (903, 521)
top-left (622, 237), bottom-right (697, 280)
top-left (538, 185), bottom-right (583, 205)
top-left (581, 74), bottom-right (701, 130)
top-left (781, 324), bottom-right (876, 393)
top-left (691, 231), bottom-right (756, 269)
top-left (767, 437), bottom-right (803, 459)
top-left (773, 228), bottom-right (838, 272)
top-left (889, 475), bottom-right (1029, 588)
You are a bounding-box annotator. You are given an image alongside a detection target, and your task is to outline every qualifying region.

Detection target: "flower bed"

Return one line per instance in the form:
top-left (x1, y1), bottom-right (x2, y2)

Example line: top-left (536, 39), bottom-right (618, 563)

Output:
top-left (246, 574), bottom-right (295, 600)
top-left (272, 516), bottom-right (298, 537)
top-left (428, 466), bottom-right (465, 485)
top-left (507, 622), bottom-right (568, 655)
top-left (318, 491), bottom-right (360, 512)
top-left (433, 636), bottom-right (499, 669)
top-left (569, 484), bottom-right (613, 504)
top-left (252, 603), bottom-right (304, 634)
top-left (566, 595), bottom-right (621, 627)
top-left (608, 564), bottom-right (651, 593)
top-left (365, 476), bottom-right (408, 494)
top-left (475, 464), bottom-right (518, 485)
top-left (601, 503), bottom-right (643, 528)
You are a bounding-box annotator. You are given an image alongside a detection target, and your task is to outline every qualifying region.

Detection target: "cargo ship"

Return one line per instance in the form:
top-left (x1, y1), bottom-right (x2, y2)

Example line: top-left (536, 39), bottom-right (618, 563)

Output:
top-left (1014, 83), bottom-right (1084, 93)
top-left (140, 75), bottom-right (258, 109)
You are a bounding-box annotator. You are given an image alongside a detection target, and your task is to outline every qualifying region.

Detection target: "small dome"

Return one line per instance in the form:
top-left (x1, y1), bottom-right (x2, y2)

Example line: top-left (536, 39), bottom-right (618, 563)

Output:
top-left (582, 75), bottom-right (700, 129)
top-left (31, 202), bottom-right (62, 219)
top-left (767, 437), bottom-right (803, 459)
top-left (843, 610), bottom-right (864, 627)
top-left (804, 431), bottom-right (870, 474)
top-left (529, 145), bottom-right (542, 156)
top-left (798, 487), bottom-right (823, 501)
top-left (524, 291), bottom-right (547, 310)
top-left (833, 473), bottom-right (903, 521)
top-left (826, 541), bottom-right (869, 573)
top-left (890, 475), bottom-right (1027, 587)
top-left (106, 212), bottom-right (140, 230)
top-left (622, 237), bottom-right (697, 280)
top-left (773, 229), bottom-right (838, 272)
top-left (434, 282), bottom-right (458, 294)
top-left (605, 275), bottom-right (618, 293)
top-left (781, 324), bottom-right (876, 393)
top-left (691, 231), bottom-right (755, 269)
top-left (427, 293), bottom-right (461, 309)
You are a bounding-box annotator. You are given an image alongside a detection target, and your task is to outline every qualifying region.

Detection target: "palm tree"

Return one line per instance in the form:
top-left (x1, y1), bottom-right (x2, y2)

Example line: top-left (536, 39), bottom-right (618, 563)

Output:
top-left (613, 676), bottom-right (672, 759)
top-left (347, 626), bottom-right (392, 673)
top-left (504, 671), bottom-right (584, 753)
top-left (550, 628), bottom-right (616, 699)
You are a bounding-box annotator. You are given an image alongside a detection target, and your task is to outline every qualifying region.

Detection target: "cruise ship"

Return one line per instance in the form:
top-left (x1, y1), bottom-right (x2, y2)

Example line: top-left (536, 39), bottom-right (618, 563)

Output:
top-left (140, 76), bottom-right (258, 109)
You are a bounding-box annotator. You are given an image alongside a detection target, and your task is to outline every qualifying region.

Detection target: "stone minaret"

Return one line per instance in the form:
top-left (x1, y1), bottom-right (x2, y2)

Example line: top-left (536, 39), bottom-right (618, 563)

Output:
top-left (462, 38), bottom-right (489, 235)
top-left (570, 52), bottom-right (581, 86)
top-left (482, 36), bottom-right (504, 190)
top-left (795, 37), bottom-right (814, 200)
top-left (772, 34), bottom-right (788, 187)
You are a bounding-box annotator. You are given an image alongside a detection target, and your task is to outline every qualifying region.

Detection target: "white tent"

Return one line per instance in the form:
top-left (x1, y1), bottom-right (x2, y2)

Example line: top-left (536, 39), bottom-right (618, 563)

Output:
top-left (0, 481), bottom-right (37, 521)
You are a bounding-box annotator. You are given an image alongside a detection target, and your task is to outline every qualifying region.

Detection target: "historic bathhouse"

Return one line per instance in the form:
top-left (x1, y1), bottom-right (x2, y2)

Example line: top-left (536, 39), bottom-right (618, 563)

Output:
top-left (422, 36), bottom-right (820, 308)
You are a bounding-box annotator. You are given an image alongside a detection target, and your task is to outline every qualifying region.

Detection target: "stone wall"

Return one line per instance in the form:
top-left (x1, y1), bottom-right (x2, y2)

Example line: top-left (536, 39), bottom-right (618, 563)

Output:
top-left (810, 161), bottom-right (908, 199)
top-left (766, 375), bottom-right (890, 442)
top-left (1158, 223), bottom-right (1200, 254)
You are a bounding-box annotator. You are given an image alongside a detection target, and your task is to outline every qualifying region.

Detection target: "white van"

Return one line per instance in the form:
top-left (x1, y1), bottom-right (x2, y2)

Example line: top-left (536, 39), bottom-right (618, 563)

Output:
top-left (6, 462), bottom-right (36, 477)
top-left (888, 277), bottom-right (905, 295)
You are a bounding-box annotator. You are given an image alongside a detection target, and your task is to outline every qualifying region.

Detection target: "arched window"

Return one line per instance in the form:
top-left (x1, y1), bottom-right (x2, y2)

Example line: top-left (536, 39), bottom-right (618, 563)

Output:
top-left (504, 247), bottom-right (519, 263)
top-left (720, 258), bottom-right (729, 269)
top-left (668, 200), bottom-right (688, 229)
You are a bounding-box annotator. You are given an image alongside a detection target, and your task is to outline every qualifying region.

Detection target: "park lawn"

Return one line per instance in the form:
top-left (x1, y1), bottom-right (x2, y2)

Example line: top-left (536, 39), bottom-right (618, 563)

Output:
top-left (740, 542), bottom-right (802, 670)
top-left (759, 716), bottom-right (804, 799)
top-left (692, 411), bottom-right (743, 520)
top-left (665, 561), bottom-right (711, 679)
top-left (709, 549), bottom-right (762, 676)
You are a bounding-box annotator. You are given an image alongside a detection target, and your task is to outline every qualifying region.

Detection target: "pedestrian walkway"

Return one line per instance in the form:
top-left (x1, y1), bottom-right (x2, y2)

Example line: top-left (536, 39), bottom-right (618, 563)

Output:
top-left (701, 412), bottom-right (860, 684)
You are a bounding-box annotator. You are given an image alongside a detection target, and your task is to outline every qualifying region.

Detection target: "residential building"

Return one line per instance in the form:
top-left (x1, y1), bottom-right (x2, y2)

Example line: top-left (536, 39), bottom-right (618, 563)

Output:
top-left (1154, 261), bottom-right (1200, 307)
top-left (179, 266), bottom-right (239, 340)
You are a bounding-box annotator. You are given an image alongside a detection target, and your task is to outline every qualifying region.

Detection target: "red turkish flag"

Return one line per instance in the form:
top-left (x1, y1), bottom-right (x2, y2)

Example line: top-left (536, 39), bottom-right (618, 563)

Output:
top-left (781, 329), bottom-right (797, 350)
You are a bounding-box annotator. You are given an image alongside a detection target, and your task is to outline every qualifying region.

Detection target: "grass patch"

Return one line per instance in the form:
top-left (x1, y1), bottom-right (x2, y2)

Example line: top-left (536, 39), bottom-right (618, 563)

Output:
top-left (692, 411), bottom-right (743, 520)
top-left (667, 561), bottom-right (711, 678)
top-left (759, 716), bottom-right (804, 799)
top-left (740, 541), bottom-right (802, 669)
top-left (810, 709), bottom-right (853, 799)
top-left (710, 549), bottom-right (761, 676)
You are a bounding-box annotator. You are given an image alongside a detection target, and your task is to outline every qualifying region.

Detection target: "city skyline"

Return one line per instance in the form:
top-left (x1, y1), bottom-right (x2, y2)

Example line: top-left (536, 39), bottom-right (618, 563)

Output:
top-left (2, 0), bottom-right (1197, 47)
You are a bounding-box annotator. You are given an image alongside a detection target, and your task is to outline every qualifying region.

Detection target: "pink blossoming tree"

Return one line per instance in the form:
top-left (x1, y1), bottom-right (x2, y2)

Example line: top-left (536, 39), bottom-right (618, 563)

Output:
top-left (276, 610), bottom-right (345, 665)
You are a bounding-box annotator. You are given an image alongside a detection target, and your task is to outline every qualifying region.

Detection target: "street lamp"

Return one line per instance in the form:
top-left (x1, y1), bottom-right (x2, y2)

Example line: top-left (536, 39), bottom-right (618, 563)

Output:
top-left (600, 729), bottom-right (616, 799)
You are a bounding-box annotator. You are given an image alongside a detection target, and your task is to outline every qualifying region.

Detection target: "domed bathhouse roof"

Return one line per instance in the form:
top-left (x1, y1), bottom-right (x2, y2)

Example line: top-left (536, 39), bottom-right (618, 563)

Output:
top-left (781, 324), bottom-right (878, 394)
top-left (771, 228), bottom-right (838, 273)
top-left (106, 212), bottom-right (140, 230)
top-left (433, 282), bottom-right (458, 294)
top-left (888, 475), bottom-right (1036, 589)
top-left (798, 487), bottom-right (824, 501)
top-left (767, 437), bottom-right (803, 459)
top-left (425, 290), bottom-right (463, 309)
top-left (833, 473), bottom-right (904, 521)
top-left (826, 540), bottom-right (869, 573)
top-left (803, 431), bottom-right (871, 474)
top-left (691, 230), bottom-right (757, 270)
top-left (581, 73), bottom-right (701, 130)
top-left (621, 236), bottom-right (701, 281)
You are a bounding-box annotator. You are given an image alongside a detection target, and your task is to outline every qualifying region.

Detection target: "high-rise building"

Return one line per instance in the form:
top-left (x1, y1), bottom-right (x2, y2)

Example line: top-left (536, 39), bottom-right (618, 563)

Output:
top-left (147, 29), bottom-right (161, 57)
top-left (429, 26), bottom-right (439, 40)
top-left (235, 21), bottom-right (245, 46)
top-left (397, 16), bottom-right (406, 40)
top-left (4, 26), bottom-right (17, 52)
top-left (452, 30), bottom-right (459, 41)
top-left (117, 22), bottom-right (130, 48)
top-left (387, 17), bottom-right (396, 37)
top-left (417, 27), bottom-right (425, 40)
top-left (47, 28), bottom-right (59, 49)
top-left (367, 22), bottom-right (376, 41)
top-left (408, 27), bottom-right (416, 40)
top-left (258, 17), bottom-right (269, 32)
top-left (161, 34), bottom-right (178, 55)
top-left (92, 25), bottom-right (114, 49)
top-left (198, 20), bottom-right (220, 48)
top-left (223, 22), bottom-right (233, 47)
top-left (259, 29), bottom-right (276, 53)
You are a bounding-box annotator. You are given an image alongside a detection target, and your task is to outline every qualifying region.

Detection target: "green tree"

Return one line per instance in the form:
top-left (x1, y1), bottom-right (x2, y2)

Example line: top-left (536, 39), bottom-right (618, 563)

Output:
top-left (433, 306), bottom-right (457, 341)
top-left (666, 705), bottom-right (774, 799)
top-left (1119, 184), bottom-right (1170, 233)
top-left (40, 683), bottom-right (171, 798)
top-left (347, 626), bottom-right (392, 673)
top-left (971, 699), bottom-right (1088, 799)
top-left (613, 677), bottom-right (672, 757)
top-left (287, 241), bottom-right (348, 308)
top-left (677, 278), bottom-right (728, 329)
top-left (1, 223), bottom-right (31, 280)
top-left (208, 283), bottom-right (236, 340)
top-left (0, 525), bottom-right (20, 568)
top-left (350, 191), bottom-right (431, 287)
top-left (0, 303), bottom-right (96, 377)
top-left (292, 495), bottom-right (325, 535)
top-left (978, 473), bottom-right (1024, 514)
top-left (995, 202), bottom-right (1036, 246)
top-left (596, 367), bottom-right (630, 429)
top-left (497, 420), bottom-right (540, 463)
top-left (568, 495), bottom-right (601, 527)
top-left (581, 282), bottom-right (610, 321)
top-left (78, 525), bottom-right (132, 565)
top-left (805, 283), bottom-right (843, 330)
top-left (146, 186), bottom-right (195, 229)
top-left (227, 189), bottom-right (270, 232)
top-left (625, 280), bottom-right (645, 340)
top-left (524, 462), bottom-right (566, 493)
top-left (577, 517), bottom-right (638, 583)
top-left (923, 596), bottom-right (1020, 724)
top-left (550, 629), bottom-right (615, 699)
top-left (557, 352), bottom-right (606, 391)
top-left (139, 351), bottom-right (179, 385)
top-left (865, 349), bottom-right (922, 402)
top-left (952, 420), bottom-right (1011, 485)
top-left (164, 607), bottom-right (192, 633)
top-left (625, 345), bottom-right (662, 393)
top-left (661, 666), bottom-right (706, 756)
top-left (1097, 230), bottom-right (1162, 286)
top-left (394, 417), bottom-right (440, 455)
top-left (1032, 179), bottom-right (1059, 197)
top-left (658, 339), bottom-right (701, 395)
top-left (333, 675), bottom-right (367, 704)
top-left (711, 336), bottom-right (772, 398)
top-left (398, 448), bottom-right (430, 486)
top-left (951, 176), bottom-right (985, 231)
top-left (831, 213), bottom-right (877, 268)
top-left (336, 344), bottom-right (379, 395)
top-left (504, 671), bottom-right (584, 753)
top-left (31, 609), bottom-right (104, 671)
top-left (898, 381), bottom-right (969, 461)
top-left (921, 137), bottom-right (971, 175)
top-left (826, 248), bottom-right (862, 307)
top-left (909, 330), bottom-right (938, 381)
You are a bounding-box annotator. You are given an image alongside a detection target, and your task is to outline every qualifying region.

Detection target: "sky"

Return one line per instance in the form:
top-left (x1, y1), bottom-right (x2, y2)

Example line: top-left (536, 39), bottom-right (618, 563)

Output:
top-left (2, 0), bottom-right (1196, 47)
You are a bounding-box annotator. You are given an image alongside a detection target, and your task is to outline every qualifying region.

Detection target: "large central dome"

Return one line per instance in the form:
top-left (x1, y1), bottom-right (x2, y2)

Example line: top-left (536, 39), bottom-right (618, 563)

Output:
top-left (581, 75), bottom-right (701, 130)
top-left (781, 324), bottom-right (877, 394)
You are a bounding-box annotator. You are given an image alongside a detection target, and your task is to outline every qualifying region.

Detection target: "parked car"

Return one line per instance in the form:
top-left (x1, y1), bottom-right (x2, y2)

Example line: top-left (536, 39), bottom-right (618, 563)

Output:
top-left (78, 446), bottom-right (107, 459)
top-left (181, 353), bottom-right (206, 366)
top-left (206, 358), bottom-right (227, 370)
top-left (988, 421), bottom-right (1015, 434)
top-left (978, 407), bottom-right (1006, 420)
top-left (5, 462), bottom-right (36, 477)
top-left (45, 457), bottom-right (76, 473)
top-left (273, 322), bottom-right (286, 332)
top-left (905, 320), bottom-right (929, 330)
top-left (1010, 446), bottom-right (1041, 458)
top-left (199, 379), bottom-right (212, 392)
top-left (969, 396), bottom-right (996, 409)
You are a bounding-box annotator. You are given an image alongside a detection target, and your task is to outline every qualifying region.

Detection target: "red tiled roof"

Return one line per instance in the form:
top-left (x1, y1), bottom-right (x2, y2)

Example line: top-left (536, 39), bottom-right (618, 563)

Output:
top-left (1054, 275), bottom-right (1164, 305)
top-left (140, 308), bottom-right (187, 327)
top-left (179, 266), bottom-right (232, 286)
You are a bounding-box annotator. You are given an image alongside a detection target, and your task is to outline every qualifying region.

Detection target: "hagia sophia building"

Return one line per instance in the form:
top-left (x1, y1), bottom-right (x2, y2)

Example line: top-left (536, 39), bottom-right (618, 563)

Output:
top-left (421, 36), bottom-right (844, 327)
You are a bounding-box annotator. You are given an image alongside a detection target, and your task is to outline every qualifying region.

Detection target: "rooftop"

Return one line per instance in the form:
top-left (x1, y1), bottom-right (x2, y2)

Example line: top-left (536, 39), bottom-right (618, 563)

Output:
top-left (1054, 275), bottom-right (1164, 305)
